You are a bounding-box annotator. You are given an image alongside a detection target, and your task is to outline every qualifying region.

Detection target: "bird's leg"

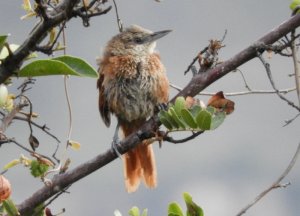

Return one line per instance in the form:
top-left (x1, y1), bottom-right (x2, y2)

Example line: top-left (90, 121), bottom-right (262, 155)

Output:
top-left (112, 122), bottom-right (122, 158)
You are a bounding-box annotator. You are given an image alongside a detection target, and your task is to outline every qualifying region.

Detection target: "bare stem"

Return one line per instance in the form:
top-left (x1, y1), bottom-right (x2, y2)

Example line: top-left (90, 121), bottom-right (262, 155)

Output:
top-left (236, 142), bottom-right (300, 216)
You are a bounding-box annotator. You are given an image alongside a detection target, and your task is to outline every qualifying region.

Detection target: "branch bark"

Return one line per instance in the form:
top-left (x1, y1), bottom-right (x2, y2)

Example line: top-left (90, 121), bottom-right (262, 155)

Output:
top-left (0, 0), bottom-right (111, 84)
top-left (16, 13), bottom-right (300, 215)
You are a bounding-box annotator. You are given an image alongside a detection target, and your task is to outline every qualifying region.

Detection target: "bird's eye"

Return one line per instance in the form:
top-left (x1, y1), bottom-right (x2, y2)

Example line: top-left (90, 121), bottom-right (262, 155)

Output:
top-left (133, 37), bottom-right (143, 44)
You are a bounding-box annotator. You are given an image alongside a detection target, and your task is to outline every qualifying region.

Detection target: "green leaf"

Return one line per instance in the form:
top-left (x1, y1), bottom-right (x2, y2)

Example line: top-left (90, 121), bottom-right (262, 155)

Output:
top-left (290, 0), bottom-right (300, 11)
top-left (0, 35), bottom-right (8, 53)
top-left (53, 55), bottom-right (98, 78)
top-left (169, 107), bottom-right (186, 129)
top-left (183, 193), bottom-right (204, 216)
top-left (181, 109), bottom-right (198, 129)
top-left (159, 110), bottom-right (179, 128)
top-left (160, 116), bottom-right (173, 130)
top-left (141, 209), bottom-right (148, 216)
top-left (3, 159), bottom-right (20, 170)
top-left (211, 111), bottom-right (226, 130)
top-left (174, 97), bottom-right (186, 117)
top-left (168, 202), bottom-right (184, 216)
top-left (30, 160), bottom-right (49, 177)
top-left (190, 105), bottom-right (202, 116)
top-left (0, 204), bottom-right (4, 214)
top-left (19, 56), bottom-right (98, 78)
top-left (196, 110), bottom-right (212, 130)
top-left (129, 206), bottom-right (140, 216)
top-left (206, 106), bottom-right (216, 114)
top-left (2, 199), bottom-right (19, 216)
top-left (19, 59), bottom-right (78, 77)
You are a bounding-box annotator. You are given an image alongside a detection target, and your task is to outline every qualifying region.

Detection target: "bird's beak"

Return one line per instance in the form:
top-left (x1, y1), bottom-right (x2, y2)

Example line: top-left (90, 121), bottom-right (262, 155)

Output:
top-left (142, 30), bottom-right (172, 43)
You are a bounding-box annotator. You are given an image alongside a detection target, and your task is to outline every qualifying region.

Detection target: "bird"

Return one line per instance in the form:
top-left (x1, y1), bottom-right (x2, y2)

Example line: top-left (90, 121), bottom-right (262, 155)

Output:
top-left (97, 25), bottom-right (170, 192)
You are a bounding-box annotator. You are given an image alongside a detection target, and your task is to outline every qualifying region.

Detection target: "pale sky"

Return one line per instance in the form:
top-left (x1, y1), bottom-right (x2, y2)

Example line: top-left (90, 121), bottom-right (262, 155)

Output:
top-left (0, 1), bottom-right (299, 215)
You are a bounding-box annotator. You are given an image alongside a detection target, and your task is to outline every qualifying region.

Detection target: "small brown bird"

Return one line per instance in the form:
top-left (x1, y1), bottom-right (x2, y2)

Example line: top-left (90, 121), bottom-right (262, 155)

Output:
top-left (97, 25), bottom-right (170, 192)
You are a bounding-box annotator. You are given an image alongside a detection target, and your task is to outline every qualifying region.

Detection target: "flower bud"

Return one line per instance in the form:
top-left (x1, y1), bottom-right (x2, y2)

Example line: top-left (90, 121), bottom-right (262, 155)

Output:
top-left (0, 175), bottom-right (11, 202)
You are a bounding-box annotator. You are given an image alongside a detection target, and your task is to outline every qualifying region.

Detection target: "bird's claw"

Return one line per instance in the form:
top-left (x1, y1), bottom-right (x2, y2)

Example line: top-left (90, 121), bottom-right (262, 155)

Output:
top-left (112, 122), bottom-right (122, 158)
top-left (155, 103), bottom-right (168, 113)
top-left (111, 138), bottom-right (122, 158)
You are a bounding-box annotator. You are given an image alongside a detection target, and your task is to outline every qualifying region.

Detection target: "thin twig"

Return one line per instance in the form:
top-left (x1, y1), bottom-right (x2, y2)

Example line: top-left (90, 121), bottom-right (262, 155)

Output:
top-left (0, 112), bottom-right (60, 143)
top-left (283, 112), bottom-right (300, 127)
top-left (184, 47), bottom-right (208, 75)
top-left (0, 103), bottom-right (27, 132)
top-left (35, 21), bottom-right (67, 55)
top-left (32, 185), bottom-right (70, 216)
top-left (21, 95), bottom-right (34, 137)
top-left (236, 142), bottom-right (300, 216)
top-left (1, 138), bottom-right (56, 167)
top-left (75, 5), bottom-right (112, 27)
top-left (235, 69), bottom-right (251, 91)
top-left (163, 131), bottom-right (204, 144)
top-left (169, 83), bottom-right (296, 96)
top-left (112, 0), bottom-right (123, 32)
top-left (291, 30), bottom-right (300, 106)
top-left (184, 30), bottom-right (227, 76)
top-left (257, 52), bottom-right (300, 112)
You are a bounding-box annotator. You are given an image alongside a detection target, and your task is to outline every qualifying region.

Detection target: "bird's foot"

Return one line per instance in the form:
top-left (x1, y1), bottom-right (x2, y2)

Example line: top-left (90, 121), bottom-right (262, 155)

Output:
top-left (112, 122), bottom-right (122, 158)
top-left (155, 102), bottom-right (168, 113)
top-left (111, 137), bottom-right (122, 158)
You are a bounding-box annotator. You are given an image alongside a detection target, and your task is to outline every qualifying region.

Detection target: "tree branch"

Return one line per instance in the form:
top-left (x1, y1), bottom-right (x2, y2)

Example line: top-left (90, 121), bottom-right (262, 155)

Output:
top-left (175, 14), bottom-right (300, 100)
top-left (16, 13), bottom-right (300, 215)
top-left (0, 0), bottom-right (111, 84)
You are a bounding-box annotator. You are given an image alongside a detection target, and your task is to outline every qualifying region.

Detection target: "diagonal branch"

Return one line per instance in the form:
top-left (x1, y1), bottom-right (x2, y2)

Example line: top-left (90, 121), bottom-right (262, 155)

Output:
top-left (16, 13), bottom-right (300, 215)
top-left (0, 0), bottom-right (111, 84)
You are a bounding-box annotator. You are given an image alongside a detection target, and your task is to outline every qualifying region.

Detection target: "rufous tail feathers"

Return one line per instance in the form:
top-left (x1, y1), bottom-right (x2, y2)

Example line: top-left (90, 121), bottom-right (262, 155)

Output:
top-left (121, 122), bottom-right (157, 193)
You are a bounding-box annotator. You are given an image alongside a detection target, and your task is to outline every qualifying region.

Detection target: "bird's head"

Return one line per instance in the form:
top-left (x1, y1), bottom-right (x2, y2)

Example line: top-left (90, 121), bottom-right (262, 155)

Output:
top-left (105, 25), bottom-right (171, 57)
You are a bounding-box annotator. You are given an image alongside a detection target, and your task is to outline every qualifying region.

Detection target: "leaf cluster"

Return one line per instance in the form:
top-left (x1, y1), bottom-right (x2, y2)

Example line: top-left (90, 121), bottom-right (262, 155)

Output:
top-left (114, 192), bottom-right (203, 216)
top-left (159, 96), bottom-right (228, 131)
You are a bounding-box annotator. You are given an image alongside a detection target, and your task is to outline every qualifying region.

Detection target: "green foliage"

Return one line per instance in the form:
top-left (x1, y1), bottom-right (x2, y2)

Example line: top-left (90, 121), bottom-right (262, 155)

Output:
top-left (159, 97), bottom-right (227, 131)
top-left (3, 159), bottom-right (21, 170)
top-left (195, 110), bottom-right (211, 130)
top-left (116, 193), bottom-right (203, 216)
top-left (30, 160), bottom-right (49, 177)
top-left (114, 207), bottom-right (148, 216)
top-left (183, 193), bottom-right (203, 216)
top-left (128, 206), bottom-right (148, 216)
top-left (1, 199), bottom-right (19, 216)
top-left (19, 55), bottom-right (98, 78)
top-left (0, 35), bottom-right (8, 53)
top-left (168, 193), bottom-right (204, 216)
top-left (290, 0), bottom-right (300, 11)
top-left (168, 202), bottom-right (184, 216)
top-left (181, 109), bottom-right (198, 129)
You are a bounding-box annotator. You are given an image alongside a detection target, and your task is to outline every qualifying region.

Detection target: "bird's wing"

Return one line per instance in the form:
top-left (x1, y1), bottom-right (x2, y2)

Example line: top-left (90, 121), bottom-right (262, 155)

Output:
top-left (97, 69), bottom-right (111, 127)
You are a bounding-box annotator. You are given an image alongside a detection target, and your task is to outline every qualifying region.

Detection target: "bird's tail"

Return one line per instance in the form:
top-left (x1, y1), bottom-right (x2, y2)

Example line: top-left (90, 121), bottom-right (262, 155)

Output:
top-left (121, 121), bottom-right (157, 193)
